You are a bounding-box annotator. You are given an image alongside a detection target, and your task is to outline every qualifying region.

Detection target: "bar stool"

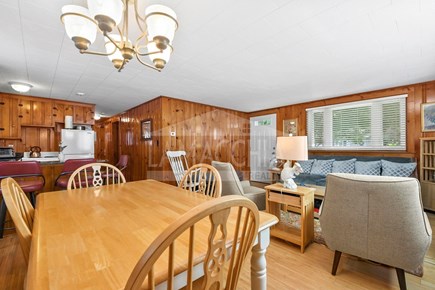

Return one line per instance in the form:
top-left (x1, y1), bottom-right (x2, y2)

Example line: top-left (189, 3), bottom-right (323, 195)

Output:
top-left (54, 158), bottom-right (96, 189)
top-left (0, 161), bottom-right (45, 238)
top-left (116, 155), bottom-right (129, 172)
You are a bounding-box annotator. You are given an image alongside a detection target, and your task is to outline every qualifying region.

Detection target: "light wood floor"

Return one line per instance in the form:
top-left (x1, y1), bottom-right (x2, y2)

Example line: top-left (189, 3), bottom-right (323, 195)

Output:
top-left (1, 214), bottom-right (435, 290)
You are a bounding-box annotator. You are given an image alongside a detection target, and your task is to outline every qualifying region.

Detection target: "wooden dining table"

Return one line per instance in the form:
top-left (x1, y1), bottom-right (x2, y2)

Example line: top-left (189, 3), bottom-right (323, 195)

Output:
top-left (26, 179), bottom-right (278, 290)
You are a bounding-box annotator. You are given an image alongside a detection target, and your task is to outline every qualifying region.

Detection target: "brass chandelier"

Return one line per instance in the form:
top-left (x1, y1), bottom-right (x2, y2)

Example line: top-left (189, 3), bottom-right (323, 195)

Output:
top-left (61, 0), bottom-right (178, 72)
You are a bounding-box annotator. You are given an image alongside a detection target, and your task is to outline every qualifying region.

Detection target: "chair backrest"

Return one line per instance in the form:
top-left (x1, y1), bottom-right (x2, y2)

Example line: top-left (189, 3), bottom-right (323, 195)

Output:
top-left (179, 164), bottom-right (222, 198)
top-left (125, 195), bottom-right (259, 290)
top-left (211, 161), bottom-right (245, 196)
top-left (55, 158), bottom-right (96, 188)
top-left (61, 158), bottom-right (96, 173)
top-left (320, 173), bottom-right (432, 272)
top-left (67, 162), bottom-right (126, 190)
top-left (0, 160), bottom-right (43, 179)
top-left (1, 178), bottom-right (34, 265)
top-left (116, 155), bottom-right (129, 171)
top-left (166, 151), bottom-right (189, 185)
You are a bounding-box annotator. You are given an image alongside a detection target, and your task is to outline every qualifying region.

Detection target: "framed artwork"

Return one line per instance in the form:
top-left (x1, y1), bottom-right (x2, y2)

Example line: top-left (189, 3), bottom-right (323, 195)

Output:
top-left (283, 119), bottom-right (298, 136)
top-left (141, 119), bottom-right (152, 140)
top-left (422, 102), bottom-right (435, 132)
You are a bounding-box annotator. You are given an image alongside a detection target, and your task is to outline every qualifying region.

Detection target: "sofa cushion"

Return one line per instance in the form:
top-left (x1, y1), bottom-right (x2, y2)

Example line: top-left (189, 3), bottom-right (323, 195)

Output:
top-left (310, 159), bottom-right (334, 176)
top-left (294, 173), bottom-right (327, 186)
top-left (298, 159), bottom-right (315, 174)
top-left (355, 161), bottom-right (381, 175)
top-left (332, 158), bottom-right (356, 174)
top-left (381, 160), bottom-right (416, 177)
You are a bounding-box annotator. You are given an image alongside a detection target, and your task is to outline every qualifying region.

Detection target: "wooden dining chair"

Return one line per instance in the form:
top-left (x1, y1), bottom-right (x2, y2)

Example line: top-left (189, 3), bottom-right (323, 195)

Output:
top-left (0, 178), bottom-right (34, 265)
top-left (0, 161), bottom-right (44, 238)
top-left (125, 195), bottom-right (259, 290)
top-left (67, 162), bottom-right (126, 190)
top-left (179, 164), bottom-right (222, 198)
top-left (166, 150), bottom-right (189, 185)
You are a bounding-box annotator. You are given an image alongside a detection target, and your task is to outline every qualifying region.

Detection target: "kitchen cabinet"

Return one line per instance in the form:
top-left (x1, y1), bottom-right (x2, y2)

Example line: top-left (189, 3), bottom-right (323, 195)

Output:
top-left (53, 102), bottom-right (94, 125)
top-left (74, 105), bottom-right (95, 125)
top-left (0, 95), bottom-right (20, 139)
top-left (19, 98), bottom-right (53, 127)
top-left (52, 102), bottom-right (74, 123)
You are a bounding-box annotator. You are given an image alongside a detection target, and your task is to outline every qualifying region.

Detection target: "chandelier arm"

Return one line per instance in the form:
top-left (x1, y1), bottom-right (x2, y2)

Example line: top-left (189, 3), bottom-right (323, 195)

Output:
top-left (134, 0), bottom-right (146, 34)
top-left (60, 12), bottom-right (98, 26)
top-left (134, 33), bottom-right (150, 52)
top-left (136, 49), bottom-right (162, 57)
top-left (104, 30), bottom-right (125, 51)
top-left (123, 0), bottom-right (128, 41)
top-left (79, 46), bottom-right (117, 56)
top-left (135, 54), bottom-right (161, 72)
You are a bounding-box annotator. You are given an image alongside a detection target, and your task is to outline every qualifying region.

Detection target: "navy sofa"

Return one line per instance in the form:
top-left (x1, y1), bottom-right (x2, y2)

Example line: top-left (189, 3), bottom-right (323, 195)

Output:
top-left (294, 155), bottom-right (417, 187)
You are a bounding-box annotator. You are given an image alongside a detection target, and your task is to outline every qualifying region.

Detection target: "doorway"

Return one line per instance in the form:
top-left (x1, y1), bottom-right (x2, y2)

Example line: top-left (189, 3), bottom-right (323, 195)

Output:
top-left (249, 114), bottom-right (277, 183)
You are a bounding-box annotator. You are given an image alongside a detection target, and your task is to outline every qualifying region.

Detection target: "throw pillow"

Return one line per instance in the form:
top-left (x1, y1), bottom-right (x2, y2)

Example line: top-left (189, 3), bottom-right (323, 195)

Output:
top-left (332, 158), bottom-right (356, 174)
top-left (355, 161), bottom-right (381, 175)
top-left (381, 160), bottom-right (416, 177)
top-left (310, 159), bottom-right (334, 176)
top-left (298, 159), bottom-right (315, 174)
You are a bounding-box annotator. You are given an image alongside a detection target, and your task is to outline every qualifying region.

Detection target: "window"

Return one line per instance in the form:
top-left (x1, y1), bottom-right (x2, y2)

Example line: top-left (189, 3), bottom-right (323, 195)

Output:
top-left (306, 94), bottom-right (407, 150)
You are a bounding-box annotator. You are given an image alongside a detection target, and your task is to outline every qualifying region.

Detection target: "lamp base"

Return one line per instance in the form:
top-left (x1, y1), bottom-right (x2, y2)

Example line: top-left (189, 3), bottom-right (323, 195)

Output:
top-left (282, 178), bottom-right (297, 189)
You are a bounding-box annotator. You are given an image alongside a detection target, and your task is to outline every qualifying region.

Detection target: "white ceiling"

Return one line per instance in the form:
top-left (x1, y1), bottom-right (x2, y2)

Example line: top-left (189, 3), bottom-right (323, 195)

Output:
top-left (1, 0), bottom-right (435, 116)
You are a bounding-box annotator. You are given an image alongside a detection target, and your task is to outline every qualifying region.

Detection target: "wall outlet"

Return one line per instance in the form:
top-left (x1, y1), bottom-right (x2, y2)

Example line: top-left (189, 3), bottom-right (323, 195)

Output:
top-left (170, 131), bottom-right (176, 137)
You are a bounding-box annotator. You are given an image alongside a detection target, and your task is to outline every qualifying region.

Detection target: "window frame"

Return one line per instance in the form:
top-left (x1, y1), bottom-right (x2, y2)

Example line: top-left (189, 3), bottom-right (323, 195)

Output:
top-left (306, 94), bottom-right (407, 151)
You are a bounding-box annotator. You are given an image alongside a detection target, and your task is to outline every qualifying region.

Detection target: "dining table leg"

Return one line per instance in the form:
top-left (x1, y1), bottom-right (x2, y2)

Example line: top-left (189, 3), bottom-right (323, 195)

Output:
top-left (250, 227), bottom-right (271, 290)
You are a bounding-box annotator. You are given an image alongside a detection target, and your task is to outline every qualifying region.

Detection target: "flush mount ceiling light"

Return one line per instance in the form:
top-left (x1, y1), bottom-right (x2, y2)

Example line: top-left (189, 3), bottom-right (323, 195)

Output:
top-left (61, 0), bottom-right (178, 72)
top-left (9, 82), bottom-right (33, 93)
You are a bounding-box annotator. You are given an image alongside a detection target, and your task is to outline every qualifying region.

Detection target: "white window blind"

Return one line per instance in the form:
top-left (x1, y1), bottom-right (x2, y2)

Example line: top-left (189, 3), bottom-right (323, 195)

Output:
top-left (306, 94), bottom-right (407, 150)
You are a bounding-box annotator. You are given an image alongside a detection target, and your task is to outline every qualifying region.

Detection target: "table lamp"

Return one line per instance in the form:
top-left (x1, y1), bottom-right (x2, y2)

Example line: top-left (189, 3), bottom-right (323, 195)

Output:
top-left (275, 136), bottom-right (308, 189)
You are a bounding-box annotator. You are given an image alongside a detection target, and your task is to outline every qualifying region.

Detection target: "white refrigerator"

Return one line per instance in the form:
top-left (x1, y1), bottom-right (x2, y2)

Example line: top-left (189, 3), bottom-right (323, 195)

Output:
top-left (61, 129), bottom-right (95, 160)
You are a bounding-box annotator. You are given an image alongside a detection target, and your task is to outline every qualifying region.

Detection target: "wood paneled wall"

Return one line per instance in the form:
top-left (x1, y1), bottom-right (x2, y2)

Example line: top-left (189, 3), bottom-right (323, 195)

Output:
top-left (117, 97), bottom-right (163, 182)
top-left (249, 81), bottom-right (435, 163)
top-left (111, 96), bottom-right (250, 183)
top-left (160, 97), bottom-right (249, 184)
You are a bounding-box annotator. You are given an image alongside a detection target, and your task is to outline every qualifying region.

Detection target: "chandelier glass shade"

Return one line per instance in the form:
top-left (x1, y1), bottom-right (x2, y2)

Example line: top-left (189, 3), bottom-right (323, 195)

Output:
top-left (61, 0), bottom-right (178, 72)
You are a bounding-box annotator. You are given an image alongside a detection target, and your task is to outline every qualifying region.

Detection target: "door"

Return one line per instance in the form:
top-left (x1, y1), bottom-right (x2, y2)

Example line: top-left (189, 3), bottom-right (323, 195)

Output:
top-left (250, 114), bottom-right (276, 182)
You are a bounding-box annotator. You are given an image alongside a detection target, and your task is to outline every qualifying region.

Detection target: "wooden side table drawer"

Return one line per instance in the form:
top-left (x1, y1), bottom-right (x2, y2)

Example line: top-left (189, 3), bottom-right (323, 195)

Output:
top-left (268, 191), bottom-right (301, 208)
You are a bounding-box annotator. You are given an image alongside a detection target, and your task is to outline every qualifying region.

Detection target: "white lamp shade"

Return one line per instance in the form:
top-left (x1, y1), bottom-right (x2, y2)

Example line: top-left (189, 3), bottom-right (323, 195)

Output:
top-left (61, 5), bottom-right (97, 44)
top-left (9, 82), bottom-right (32, 93)
top-left (276, 136), bottom-right (308, 161)
top-left (145, 5), bottom-right (178, 43)
top-left (104, 34), bottom-right (129, 61)
top-left (147, 42), bottom-right (172, 63)
top-left (87, 0), bottom-right (123, 25)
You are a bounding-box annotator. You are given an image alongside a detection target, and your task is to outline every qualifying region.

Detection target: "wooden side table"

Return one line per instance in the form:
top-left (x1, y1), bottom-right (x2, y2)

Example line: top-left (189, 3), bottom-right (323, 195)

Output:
top-left (265, 183), bottom-right (314, 253)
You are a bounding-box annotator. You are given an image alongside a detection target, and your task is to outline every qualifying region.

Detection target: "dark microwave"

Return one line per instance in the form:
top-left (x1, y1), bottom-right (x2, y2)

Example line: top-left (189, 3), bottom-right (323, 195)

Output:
top-left (0, 147), bottom-right (15, 158)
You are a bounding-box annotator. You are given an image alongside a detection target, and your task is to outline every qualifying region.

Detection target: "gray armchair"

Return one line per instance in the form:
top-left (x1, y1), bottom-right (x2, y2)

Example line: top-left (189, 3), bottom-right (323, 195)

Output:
top-left (320, 173), bottom-right (432, 290)
top-left (211, 161), bottom-right (266, 210)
